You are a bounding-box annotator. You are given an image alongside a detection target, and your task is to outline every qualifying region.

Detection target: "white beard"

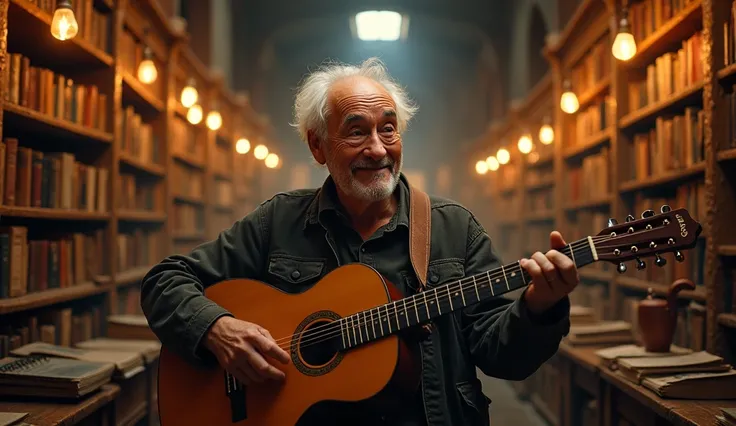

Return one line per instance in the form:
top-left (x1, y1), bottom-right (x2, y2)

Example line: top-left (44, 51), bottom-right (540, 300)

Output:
top-left (327, 153), bottom-right (402, 202)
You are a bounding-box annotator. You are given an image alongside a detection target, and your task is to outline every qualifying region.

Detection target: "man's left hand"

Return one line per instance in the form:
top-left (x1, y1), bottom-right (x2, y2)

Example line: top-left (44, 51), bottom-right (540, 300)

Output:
top-left (520, 231), bottom-right (580, 315)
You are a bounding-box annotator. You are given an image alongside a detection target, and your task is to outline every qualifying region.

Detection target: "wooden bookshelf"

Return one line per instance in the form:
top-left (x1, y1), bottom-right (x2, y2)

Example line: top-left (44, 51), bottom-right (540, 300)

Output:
top-left (469, 0), bottom-right (736, 422)
top-left (0, 0), bottom-right (268, 347)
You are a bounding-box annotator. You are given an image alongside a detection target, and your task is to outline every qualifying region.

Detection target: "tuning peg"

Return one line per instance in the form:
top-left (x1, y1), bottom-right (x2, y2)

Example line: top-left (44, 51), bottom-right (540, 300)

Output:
top-left (661, 204), bottom-right (671, 213)
top-left (675, 251), bottom-right (685, 262)
top-left (608, 218), bottom-right (618, 227)
top-left (617, 262), bottom-right (627, 273)
top-left (642, 209), bottom-right (655, 218)
top-left (655, 254), bottom-right (667, 267)
top-left (636, 258), bottom-right (646, 270)
top-left (626, 214), bottom-right (635, 222)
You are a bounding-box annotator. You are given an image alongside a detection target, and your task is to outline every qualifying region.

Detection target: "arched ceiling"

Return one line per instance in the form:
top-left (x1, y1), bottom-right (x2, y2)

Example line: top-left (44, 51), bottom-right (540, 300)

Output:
top-left (230, 0), bottom-right (513, 93)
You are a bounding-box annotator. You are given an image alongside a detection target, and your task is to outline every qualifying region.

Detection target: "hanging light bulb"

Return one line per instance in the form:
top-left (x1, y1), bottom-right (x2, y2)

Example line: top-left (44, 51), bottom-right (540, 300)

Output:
top-left (265, 153), bottom-right (280, 169)
top-left (529, 151), bottom-right (540, 164)
top-left (496, 147), bottom-right (510, 165)
top-left (137, 46), bottom-right (158, 84)
top-left (181, 78), bottom-right (198, 107)
top-left (539, 117), bottom-right (555, 145)
top-left (475, 160), bottom-right (488, 175)
top-left (236, 138), bottom-right (251, 154)
top-left (560, 79), bottom-right (579, 114)
top-left (206, 109), bottom-right (222, 131)
top-left (254, 144), bottom-right (269, 160)
top-left (486, 155), bottom-right (500, 171)
top-left (50, 0), bottom-right (79, 40)
top-left (612, 6), bottom-right (637, 61)
top-left (517, 133), bottom-right (533, 154)
top-left (187, 104), bottom-right (203, 125)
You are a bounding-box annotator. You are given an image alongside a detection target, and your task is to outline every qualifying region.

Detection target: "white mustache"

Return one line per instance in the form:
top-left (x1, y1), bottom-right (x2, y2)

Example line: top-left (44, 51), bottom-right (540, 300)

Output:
top-left (351, 158), bottom-right (393, 170)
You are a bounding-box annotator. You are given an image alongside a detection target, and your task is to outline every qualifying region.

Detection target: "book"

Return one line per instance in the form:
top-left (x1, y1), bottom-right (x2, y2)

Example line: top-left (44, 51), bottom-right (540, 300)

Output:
top-left (10, 342), bottom-right (144, 379)
top-left (107, 314), bottom-right (158, 341)
top-left (565, 320), bottom-right (635, 345)
top-left (569, 305), bottom-right (596, 325)
top-left (0, 354), bottom-right (114, 398)
top-left (75, 337), bottom-right (161, 363)
top-left (641, 370), bottom-right (736, 399)
top-left (617, 351), bottom-right (731, 384)
top-left (0, 412), bottom-right (28, 426)
top-left (595, 344), bottom-right (692, 368)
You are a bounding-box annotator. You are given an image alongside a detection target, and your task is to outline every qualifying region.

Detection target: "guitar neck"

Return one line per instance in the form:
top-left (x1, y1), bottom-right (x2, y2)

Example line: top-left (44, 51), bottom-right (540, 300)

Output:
top-left (339, 236), bottom-right (599, 350)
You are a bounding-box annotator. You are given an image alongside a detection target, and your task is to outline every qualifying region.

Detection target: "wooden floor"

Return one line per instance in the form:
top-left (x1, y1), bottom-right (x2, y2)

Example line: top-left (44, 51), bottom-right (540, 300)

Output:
top-left (478, 371), bottom-right (547, 426)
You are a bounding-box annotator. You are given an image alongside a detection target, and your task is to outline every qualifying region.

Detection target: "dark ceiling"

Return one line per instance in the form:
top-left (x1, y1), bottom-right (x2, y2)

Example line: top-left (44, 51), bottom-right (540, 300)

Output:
top-left (229, 0), bottom-right (514, 94)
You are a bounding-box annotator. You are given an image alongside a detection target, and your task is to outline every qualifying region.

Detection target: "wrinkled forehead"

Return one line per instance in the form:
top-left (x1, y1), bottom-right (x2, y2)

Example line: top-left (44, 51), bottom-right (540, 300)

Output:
top-left (327, 76), bottom-right (397, 122)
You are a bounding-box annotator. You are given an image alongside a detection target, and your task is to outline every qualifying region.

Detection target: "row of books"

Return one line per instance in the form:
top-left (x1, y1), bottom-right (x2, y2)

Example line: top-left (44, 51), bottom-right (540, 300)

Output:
top-left (119, 105), bottom-right (162, 166)
top-left (0, 138), bottom-right (109, 211)
top-left (118, 173), bottom-right (163, 212)
top-left (565, 147), bottom-right (610, 203)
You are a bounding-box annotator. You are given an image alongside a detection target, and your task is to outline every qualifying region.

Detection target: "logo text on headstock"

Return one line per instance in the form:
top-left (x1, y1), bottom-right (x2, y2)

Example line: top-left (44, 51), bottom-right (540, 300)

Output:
top-left (676, 214), bottom-right (688, 237)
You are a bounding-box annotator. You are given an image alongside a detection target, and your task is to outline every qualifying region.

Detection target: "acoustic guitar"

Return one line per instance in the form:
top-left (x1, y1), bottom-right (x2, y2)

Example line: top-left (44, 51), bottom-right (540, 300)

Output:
top-left (157, 206), bottom-right (702, 425)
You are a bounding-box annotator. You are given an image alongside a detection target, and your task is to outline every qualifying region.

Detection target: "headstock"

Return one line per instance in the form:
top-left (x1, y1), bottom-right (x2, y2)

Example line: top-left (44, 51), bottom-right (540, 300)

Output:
top-left (593, 205), bottom-right (702, 273)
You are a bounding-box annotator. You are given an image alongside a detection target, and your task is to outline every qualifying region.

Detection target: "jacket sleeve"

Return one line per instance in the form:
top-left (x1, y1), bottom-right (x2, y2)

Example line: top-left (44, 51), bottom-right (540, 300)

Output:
top-left (459, 215), bottom-right (570, 380)
top-left (140, 203), bottom-right (270, 366)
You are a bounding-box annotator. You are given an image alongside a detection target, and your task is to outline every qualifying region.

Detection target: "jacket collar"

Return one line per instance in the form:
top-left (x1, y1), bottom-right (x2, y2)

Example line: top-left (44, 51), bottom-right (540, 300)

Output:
top-left (304, 172), bottom-right (410, 232)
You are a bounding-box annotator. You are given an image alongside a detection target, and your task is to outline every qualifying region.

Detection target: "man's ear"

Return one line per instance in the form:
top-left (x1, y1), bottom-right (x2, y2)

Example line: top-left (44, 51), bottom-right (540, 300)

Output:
top-left (308, 130), bottom-right (327, 165)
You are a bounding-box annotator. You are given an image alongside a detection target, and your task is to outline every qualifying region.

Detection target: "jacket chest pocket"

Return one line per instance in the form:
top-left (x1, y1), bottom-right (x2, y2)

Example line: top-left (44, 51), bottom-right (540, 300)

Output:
top-left (402, 259), bottom-right (465, 294)
top-left (267, 255), bottom-right (326, 292)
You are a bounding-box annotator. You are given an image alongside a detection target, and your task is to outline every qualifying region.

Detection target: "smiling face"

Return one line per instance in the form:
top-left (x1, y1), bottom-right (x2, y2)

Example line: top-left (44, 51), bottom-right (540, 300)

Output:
top-left (309, 76), bottom-right (403, 202)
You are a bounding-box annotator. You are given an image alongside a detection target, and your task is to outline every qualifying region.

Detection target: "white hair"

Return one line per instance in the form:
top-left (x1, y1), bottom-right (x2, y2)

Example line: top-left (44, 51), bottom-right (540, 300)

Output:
top-left (291, 57), bottom-right (418, 143)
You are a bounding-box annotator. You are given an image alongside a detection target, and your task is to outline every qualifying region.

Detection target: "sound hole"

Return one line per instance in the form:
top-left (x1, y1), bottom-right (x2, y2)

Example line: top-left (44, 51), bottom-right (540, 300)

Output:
top-left (292, 311), bottom-right (344, 376)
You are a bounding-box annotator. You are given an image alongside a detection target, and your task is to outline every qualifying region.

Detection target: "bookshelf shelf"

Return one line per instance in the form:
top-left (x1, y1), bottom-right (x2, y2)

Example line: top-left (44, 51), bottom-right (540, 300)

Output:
top-left (563, 196), bottom-right (612, 211)
top-left (172, 231), bottom-right (205, 241)
top-left (0, 281), bottom-right (106, 315)
top-left (113, 265), bottom-right (154, 288)
top-left (619, 82), bottom-right (704, 130)
top-left (173, 153), bottom-right (205, 170)
top-left (527, 152), bottom-right (554, 168)
top-left (579, 268), bottom-right (613, 282)
top-left (0, 206), bottom-right (110, 221)
top-left (7, 0), bottom-right (114, 68)
top-left (718, 313), bottom-right (736, 329)
top-left (563, 127), bottom-right (613, 160)
top-left (117, 210), bottom-right (166, 223)
top-left (617, 276), bottom-right (706, 301)
top-left (173, 194), bottom-right (204, 205)
top-left (624, 0), bottom-right (702, 69)
top-left (618, 163), bottom-right (706, 193)
top-left (119, 154), bottom-right (165, 177)
top-left (3, 103), bottom-right (114, 145)
top-left (717, 245), bottom-right (736, 256)
top-left (527, 180), bottom-right (555, 191)
top-left (716, 148), bottom-right (736, 162)
top-left (121, 71), bottom-right (166, 113)
top-left (526, 211), bottom-right (555, 222)
top-left (576, 77), bottom-right (611, 108)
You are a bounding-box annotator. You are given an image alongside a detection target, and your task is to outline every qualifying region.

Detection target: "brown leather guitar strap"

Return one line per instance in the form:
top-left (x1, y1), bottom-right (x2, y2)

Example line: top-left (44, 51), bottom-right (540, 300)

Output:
top-left (408, 183), bottom-right (431, 291)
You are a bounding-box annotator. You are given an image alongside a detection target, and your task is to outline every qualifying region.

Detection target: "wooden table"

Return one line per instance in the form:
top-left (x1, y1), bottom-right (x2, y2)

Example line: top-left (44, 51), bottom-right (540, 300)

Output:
top-left (552, 344), bottom-right (736, 426)
top-left (0, 384), bottom-right (120, 426)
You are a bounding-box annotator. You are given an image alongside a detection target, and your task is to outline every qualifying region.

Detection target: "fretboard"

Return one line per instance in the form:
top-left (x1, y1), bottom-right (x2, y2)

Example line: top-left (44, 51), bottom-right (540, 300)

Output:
top-left (338, 236), bottom-right (599, 350)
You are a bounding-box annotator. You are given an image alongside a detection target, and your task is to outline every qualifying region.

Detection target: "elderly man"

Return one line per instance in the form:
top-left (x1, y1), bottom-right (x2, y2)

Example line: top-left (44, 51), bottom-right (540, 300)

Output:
top-left (141, 57), bottom-right (577, 425)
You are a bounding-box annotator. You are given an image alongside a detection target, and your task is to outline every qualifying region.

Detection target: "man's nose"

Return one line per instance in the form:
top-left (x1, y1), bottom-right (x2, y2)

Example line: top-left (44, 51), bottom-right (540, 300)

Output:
top-left (362, 129), bottom-right (387, 159)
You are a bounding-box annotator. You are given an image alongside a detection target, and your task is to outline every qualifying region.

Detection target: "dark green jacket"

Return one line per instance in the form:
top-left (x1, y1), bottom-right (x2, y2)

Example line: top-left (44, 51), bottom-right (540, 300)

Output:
top-left (140, 173), bottom-right (570, 426)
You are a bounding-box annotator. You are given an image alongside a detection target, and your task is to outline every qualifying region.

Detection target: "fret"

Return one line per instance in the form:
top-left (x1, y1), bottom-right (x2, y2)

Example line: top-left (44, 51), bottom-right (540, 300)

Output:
top-left (357, 312), bottom-right (364, 344)
top-left (393, 302), bottom-right (401, 330)
top-left (473, 275), bottom-right (480, 301)
top-left (447, 284), bottom-right (454, 311)
top-left (340, 318), bottom-right (346, 349)
top-left (460, 278), bottom-right (466, 306)
top-left (413, 296), bottom-right (420, 323)
top-left (423, 291), bottom-right (430, 319)
top-left (403, 299), bottom-right (410, 327)
top-left (377, 305), bottom-right (385, 336)
top-left (486, 271), bottom-right (495, 296)
top-left (386, 304), bottom-right (392, 334)
top-left (434, 288), bottom-right (441, 315)
top-left (501, 264), bottom-right (510, 291)
top-left (369, 308), bottom-right (376, 339)
top-left (348, 315), bottom-right (356, 347)
top-left (518, 260), bottom-right (527, 285)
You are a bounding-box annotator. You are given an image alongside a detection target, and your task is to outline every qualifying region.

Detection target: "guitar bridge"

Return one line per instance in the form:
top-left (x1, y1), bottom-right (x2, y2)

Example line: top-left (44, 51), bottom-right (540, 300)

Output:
top-left (224, 371), bottom-right (247, 422)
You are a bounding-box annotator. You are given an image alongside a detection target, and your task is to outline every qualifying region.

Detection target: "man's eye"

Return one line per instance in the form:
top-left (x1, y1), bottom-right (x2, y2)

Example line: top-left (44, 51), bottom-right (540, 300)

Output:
top-left (382, 125), bottom-right (395, 132)
top-left (350, 129), bottom-right (363, 136)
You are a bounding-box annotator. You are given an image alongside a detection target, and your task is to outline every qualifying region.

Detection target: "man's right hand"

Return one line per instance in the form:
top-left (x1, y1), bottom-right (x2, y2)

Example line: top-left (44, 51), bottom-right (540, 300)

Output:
top-left (204, 316), bottom-right (290, 385)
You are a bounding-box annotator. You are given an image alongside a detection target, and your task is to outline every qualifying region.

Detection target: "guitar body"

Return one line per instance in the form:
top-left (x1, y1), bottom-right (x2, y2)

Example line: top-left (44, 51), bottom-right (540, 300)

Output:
top-left (157, 263), bottom-right (421, 426)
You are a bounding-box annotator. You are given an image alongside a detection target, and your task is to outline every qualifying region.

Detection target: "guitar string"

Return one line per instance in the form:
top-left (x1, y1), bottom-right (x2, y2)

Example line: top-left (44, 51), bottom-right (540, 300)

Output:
top-left (272, 238), bottom-right (605, 351)
top-left (276, 237), bottom-right (610, 350)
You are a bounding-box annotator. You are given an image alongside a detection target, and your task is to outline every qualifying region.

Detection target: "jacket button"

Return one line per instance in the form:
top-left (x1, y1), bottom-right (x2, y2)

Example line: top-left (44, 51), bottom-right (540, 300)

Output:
top-left (430, 274), bottom-right (439, 284)
top-left (291, 270), bottom-right (301, 280)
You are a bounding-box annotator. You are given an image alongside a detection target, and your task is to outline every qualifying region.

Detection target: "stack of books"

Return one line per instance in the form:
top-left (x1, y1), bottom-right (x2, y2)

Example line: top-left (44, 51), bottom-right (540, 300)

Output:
top-left (564, 320), bottom-right (635, 346)
top-left (716, 408), bottom-right (736, 425)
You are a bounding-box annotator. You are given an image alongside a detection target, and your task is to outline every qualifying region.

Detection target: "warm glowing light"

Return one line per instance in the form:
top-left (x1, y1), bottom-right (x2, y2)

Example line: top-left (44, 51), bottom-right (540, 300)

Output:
top-left (181, 79), bottom-right (198, 107)
top-left (518, 134), bottom-right (533, 154)
top-left (187, 104), bottom-right (203, 125)
top-left (475, 160), bottom-right (488, 175)
top-left (486, 156), bottom-right (500, 171)
top-left (354, 11), bottom-right (404, 41)
top-left (51, 1), bottom-right (78, 40)
top-left (137, 48), bottom-right (157, 84)
top-left (265, 153), bottom-right (280, 168)
top-left (236, 138), bottom-right (251, 154)
top-left (612, 9), bottom-right (636, 61)
top-left (539, 124), bottom-right (555, 144)
top-left (206, 110), bottom-right (222, 130)
top-left (254, 144), bottom-right (269, 160)
top-left (612, 32), bottom-right (637, 61)
top-left (496, 148), bottom-right (510, 165)
top-left (529, 152), bottom-right (540, 164)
